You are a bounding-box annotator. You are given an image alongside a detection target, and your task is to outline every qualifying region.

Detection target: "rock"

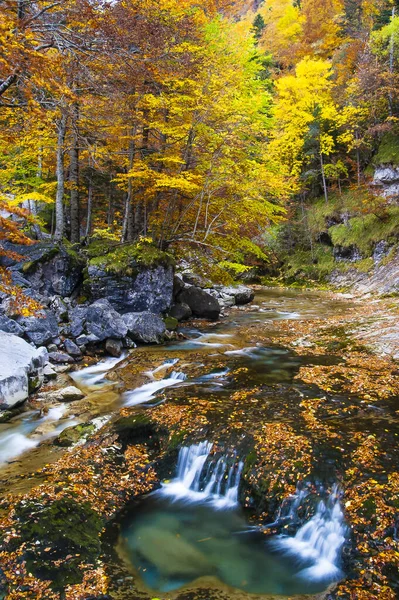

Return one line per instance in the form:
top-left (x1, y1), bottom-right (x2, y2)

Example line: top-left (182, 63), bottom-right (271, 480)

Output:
top-left (52, 385), bottom-right (85, 402)
top-left (164, 316), bottom-right (178, 331)
top-left (178, 287), bottom-right (220, 320)
top-left (0, 314), bottom-right (24, 336)
top-left (87, 263), bottom-right (174, 314)
top-left (169, 302), bottom-right (192, 321)
top-left (215, 284), bottom-right (254, 305)
top-left (49, 296), bottom-right (69, 322)
top-left (0, 332), bottom-right (47, 408)
top-left (17, 310), bottom-right (59, 346)
top-left (85, 299), bottom-right (127, 341)
top-left (55, 422), bottom-right (95, 447)
top-left (76, 334), bottom-right (90, 347)
top-left (105, 338), bottom-right (123, 357)
top-left (64, 339), bottom-right (82, 357)
top-left (182, 272), bottom-right (211, 288)
top-left (123, 311), bottom-right (166, 344)
top-left (1, 241), bottom-right (84, 297)
top-left (48, 352), bottom-right (75, 364)
top-left (68, 306), bottom-right (88, 338)
top-left (43, 364), bottom-right (57, 380)
top-left (173, 274), bottom-right (185, 298)
top-left (47, 343), bottom-right (58, 353)
top-left (372, 166), bottom-right (399, 198)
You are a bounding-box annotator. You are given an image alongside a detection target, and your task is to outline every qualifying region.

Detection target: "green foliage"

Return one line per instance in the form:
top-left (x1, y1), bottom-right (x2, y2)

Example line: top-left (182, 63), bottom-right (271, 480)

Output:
top-left (88, 240), bottom-right (174, 276)
top-left (329, 208), bottom-right (399, 255)
top-left (218, 261), bottom-right (253, 276)
top-left (373, 132), bottom-right (399, 165)
top-left (282, 246), bottom-right (336, 282)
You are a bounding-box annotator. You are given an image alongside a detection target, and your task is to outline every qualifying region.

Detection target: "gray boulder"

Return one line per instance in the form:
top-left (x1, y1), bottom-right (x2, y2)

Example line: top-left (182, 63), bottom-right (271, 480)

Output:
top-left (169, 303), bottom-right (192, 322)
top-left (105, 338), bottom-right (124, 357)
top-left (178, 287), bottom-right (220, 320)
top-left (52, 386), bottom-right (85, 402)
top-left (123, 312), bottom-right (166, 344)
top-left (48, 352), bottom-right (75, 364)
top-left (0, 241), bottom-right (84, 297)
top-left (0, 331), bottom-right (48, 408)
top-left (68, 305), bottom-right (88, 338)
top-left (64, 339), bottom-right (82, 357)
top-left (17, 310), bottom-right (59, 346)
top-left (85, 299), bottom-right (127, 341)
top-left (0, 314), bottom-right (24, 336)
top-left (215, 284), bottom-right (254, 305)
top-left (87, 263), bottom-right (173, 314)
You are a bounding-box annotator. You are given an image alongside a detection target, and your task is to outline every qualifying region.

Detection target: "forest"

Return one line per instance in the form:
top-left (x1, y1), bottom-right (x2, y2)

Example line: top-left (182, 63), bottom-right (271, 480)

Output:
top-left (0, 3), bottom-right (399, 600)
top-left (1, 0), bottom-right (398, 280)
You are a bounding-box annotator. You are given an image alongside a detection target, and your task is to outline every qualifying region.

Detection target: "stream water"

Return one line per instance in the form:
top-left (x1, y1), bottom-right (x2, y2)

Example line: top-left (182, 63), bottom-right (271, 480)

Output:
top-left (120, 442), bottom-right (346, 595)
top-left (2, 288), bottom-right (396, 598)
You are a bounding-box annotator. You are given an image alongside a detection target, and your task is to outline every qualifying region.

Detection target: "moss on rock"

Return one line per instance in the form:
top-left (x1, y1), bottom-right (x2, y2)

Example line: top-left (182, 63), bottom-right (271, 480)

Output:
top-left (55, 422), bottom-right (96, 447)
top-left (12, 496), bottom-right (103, 590)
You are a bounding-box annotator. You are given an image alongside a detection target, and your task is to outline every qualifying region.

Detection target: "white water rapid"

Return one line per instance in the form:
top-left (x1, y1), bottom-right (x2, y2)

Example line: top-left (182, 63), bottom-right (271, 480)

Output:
top-left (70, 353), bottom-right (127, 387)
top-left (272, 485), bottom-right (347, 583)
top-left (123, 370), bottom-right (187, 407)
top-left (159, 441), bottom-right (244, 509)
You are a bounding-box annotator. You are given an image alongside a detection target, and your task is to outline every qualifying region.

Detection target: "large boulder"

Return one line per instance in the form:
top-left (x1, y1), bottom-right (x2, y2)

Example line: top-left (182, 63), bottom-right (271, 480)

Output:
top-left (123, 311), bottom-right (166, 344)
top-left (86, 263), bottom-right (173, 314)
top-left (372, 166), bottom-right (399, 198)
top-left (214, 284), bottom-right (254, 305)
top-left (17, 310), bottom-right (59, 346)
top-left (0, 331), bottom-right (47, 408)
top-left (1, 241), bottom-right (84, 297)
top-left (178, 287), bottom-right (220, 320)
top-left (169, 302), bottom-right (192, 322)
top-left (68, 299), bottom-right (127, 343)
top-left (0, 314), bottom-right (24, 336)
top-left (85, 299), bottom-right (128, 341)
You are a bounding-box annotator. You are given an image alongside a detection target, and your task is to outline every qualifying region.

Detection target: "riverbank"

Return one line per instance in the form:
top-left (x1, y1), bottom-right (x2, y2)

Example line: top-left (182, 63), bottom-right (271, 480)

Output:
top-left (0, 288), bottom-right (398, 599)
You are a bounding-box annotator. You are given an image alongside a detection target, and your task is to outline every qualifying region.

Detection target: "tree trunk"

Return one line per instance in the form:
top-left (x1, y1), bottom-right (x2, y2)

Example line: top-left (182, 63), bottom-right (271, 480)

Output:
top-left (122, 133), bottom-right (136, 242)
top-left (69, 102), bottom-right (80, 243)
top-left (389, 7), bottom-right (396, 116)
top-left (85, 178), bottom-right (93, 238)
top-left (320, 152), bottom-right (328, 204)
top-left (54, 112), bottom-right (67, 241)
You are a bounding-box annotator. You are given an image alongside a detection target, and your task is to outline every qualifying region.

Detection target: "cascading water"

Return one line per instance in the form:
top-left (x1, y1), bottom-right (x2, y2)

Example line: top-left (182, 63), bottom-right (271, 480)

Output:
top-left (158, 441), bottom-right (244, 509)
top-left (271, 485), bottom-right (347, 583)
top-left (70, 353), bottom-right (127, 387)
top-left (123, 368), bottom-right (187, 407)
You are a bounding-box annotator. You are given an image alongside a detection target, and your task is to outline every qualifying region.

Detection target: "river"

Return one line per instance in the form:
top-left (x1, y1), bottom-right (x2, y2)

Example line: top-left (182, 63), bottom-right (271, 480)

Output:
top-left (0, 287), bottom-right (398, 600)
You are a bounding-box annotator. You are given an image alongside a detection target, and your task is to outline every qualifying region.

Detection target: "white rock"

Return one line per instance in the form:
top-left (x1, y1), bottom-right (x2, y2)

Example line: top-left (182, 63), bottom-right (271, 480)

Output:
top-left (0, 331), bottom-right (48, 408)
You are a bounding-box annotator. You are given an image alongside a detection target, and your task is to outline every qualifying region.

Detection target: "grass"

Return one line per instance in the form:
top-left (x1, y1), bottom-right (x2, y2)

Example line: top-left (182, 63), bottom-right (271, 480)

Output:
top-left (373, 132), bottom-right (399, 165)
top-left (88, 240), bottom-right (174, 275)
top-left (329, 207), bottom-right (399, 256)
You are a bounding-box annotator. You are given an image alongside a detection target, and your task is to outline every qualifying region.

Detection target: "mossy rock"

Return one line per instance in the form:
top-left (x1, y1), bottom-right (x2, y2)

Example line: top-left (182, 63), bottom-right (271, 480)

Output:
top-left (88, 241), bottom-right (174, 276)
top-left (55, 422), bottom-right (96, 447)
top-left (114, 412), bottom-right (166, 450)
top-left (164, 316), bottom-right (178, 331)
top-left (12, 497), bottom-right (103, 590)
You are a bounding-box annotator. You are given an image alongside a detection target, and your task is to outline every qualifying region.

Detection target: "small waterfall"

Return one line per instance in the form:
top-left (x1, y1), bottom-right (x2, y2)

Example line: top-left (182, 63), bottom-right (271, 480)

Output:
top-left (272, 486), bottom-right (346, 583)
top-left (265, 483), bottom-right (309, 528)
top-left (159, 441), bottom-right (243, 509)
top-left (123, 371), bottom-right (187, 406)
top-left (71, 353), bottom-right (127, 387)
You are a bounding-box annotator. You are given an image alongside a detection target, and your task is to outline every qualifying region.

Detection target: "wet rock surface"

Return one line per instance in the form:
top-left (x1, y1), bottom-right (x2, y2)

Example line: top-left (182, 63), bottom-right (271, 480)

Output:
top-left (0, 332), bottom-right (48, 408)
top-left (0, 289), bottom-right (398, 599)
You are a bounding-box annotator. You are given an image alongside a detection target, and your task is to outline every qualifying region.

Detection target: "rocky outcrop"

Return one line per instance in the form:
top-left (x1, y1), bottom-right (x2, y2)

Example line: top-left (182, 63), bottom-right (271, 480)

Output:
top-left (372, 166), bottom-right (399, 199)
top-left (123, 312), bottom-right (166, 344)
top-left (86, 263), bottom-right (174, 314)
top-left (178, 286), bottom-right (221, 320)
top-left (17, 310), bottom-right (59, 346)
top-left (329, 247), bottom-right (399, 295)
top-left (0, 332), bottom-right (47, 408)
top-left (1, 241), bottom-right (84, 298)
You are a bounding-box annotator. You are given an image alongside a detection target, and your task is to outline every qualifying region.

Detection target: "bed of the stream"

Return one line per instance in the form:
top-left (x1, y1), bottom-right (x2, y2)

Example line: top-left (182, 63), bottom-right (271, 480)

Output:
top-left (0, 288), bottom-right (398, 599)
